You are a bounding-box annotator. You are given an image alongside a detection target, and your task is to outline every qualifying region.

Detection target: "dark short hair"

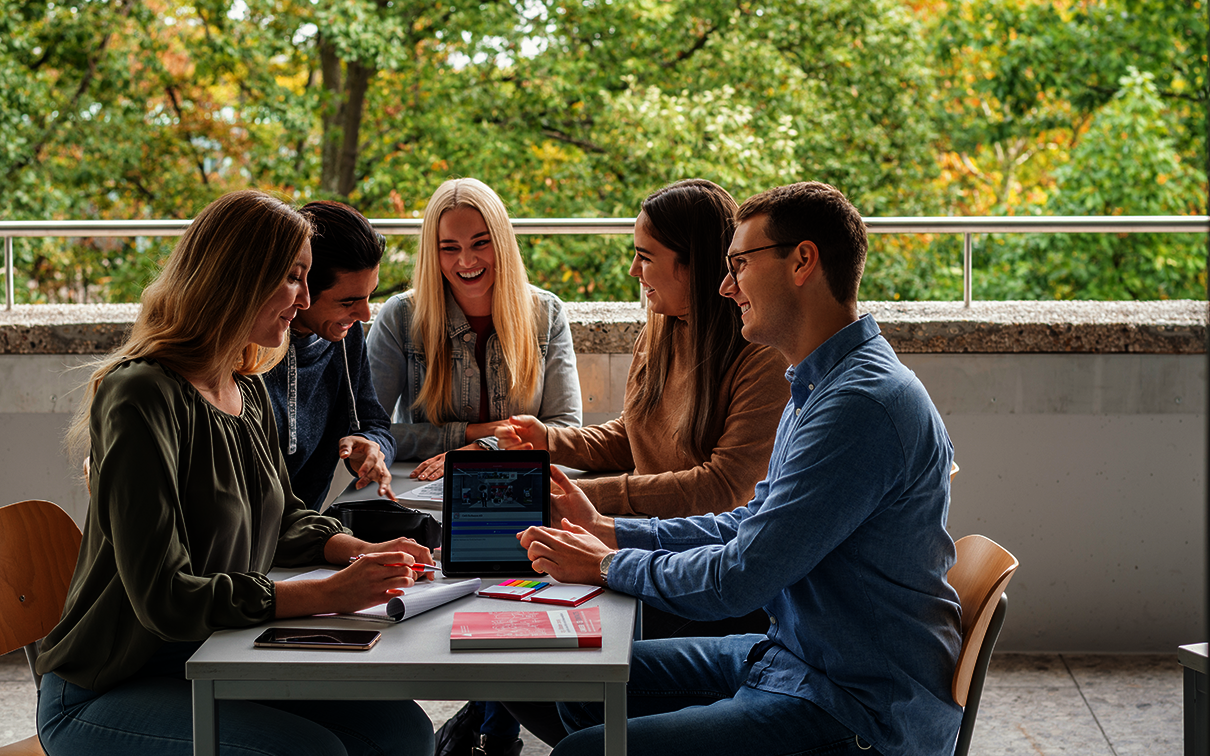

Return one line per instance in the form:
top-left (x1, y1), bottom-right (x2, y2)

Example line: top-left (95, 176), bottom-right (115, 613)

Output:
top-left (735, 182), bottom-right (867, 305)
top-left (299, 201), bottom-right (384, 296)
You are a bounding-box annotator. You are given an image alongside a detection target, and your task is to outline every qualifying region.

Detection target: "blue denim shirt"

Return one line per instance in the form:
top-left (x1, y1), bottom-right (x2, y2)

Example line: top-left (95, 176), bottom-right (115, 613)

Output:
top-left (367, 286), bottom-right (582, 460)
top-left (610, 315), bottom-right (962, 756)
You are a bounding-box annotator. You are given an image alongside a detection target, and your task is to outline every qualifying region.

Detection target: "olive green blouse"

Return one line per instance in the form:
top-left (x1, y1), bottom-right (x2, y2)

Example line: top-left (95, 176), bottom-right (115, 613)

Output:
top-left (36, 359), bottom-right (349, 692)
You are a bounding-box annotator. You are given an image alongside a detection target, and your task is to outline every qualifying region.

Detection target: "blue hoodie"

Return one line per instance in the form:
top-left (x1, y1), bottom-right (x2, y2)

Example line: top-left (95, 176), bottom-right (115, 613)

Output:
top-left (265, 322), bottom-right (396, 511)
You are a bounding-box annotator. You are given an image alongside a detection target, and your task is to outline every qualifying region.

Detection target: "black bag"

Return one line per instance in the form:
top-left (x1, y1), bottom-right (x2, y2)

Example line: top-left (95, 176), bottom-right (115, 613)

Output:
top-left (325, 499), bottom-right (442, 551)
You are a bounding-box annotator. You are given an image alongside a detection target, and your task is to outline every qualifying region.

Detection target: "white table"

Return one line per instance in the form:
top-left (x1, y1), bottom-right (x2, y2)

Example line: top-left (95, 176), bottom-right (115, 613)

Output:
top-left (329, 460), bottom-right (597, 519)
top-left (187, 579), bottom-right (636, 756)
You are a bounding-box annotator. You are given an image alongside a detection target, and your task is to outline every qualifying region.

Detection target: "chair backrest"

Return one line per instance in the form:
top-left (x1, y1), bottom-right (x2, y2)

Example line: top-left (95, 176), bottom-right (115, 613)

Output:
top-left (948, 534), bottom-right (1018, 706)
top-left (0, 500), bottom-right (82, 658)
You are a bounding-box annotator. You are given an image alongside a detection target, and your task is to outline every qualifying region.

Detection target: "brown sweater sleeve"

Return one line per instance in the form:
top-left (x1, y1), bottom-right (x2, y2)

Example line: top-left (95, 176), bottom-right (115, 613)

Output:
top-left (546, 415), bottom-right (637, 473)
top-left (576, 344), bottom-right (790, 518)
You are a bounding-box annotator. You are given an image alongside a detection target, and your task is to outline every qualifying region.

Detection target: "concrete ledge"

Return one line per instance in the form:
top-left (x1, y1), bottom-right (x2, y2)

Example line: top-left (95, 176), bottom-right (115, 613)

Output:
top-left (0, 300), bottom-right (1205, 355)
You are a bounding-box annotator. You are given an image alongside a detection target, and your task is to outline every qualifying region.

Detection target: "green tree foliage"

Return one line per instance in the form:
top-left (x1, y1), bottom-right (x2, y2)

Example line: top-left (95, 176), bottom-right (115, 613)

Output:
top-left (0, 0), bottom-right (1205, 304)
top-left (984, 69), bottom-right (1206, 299)
top-left (925, 0), bottom-right (1207, 301)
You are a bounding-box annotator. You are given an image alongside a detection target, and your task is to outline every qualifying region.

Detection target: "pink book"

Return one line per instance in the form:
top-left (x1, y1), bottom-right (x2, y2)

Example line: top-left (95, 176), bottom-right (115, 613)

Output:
top-left (450, 607), bottom-right (603, 649)
top-left (520, 584), bottom-right (603, 607)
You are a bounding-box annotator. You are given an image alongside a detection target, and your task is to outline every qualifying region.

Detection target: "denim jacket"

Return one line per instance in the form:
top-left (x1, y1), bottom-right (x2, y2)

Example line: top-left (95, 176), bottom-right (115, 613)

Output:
top-left (367, 286), bottom-right (582, 460)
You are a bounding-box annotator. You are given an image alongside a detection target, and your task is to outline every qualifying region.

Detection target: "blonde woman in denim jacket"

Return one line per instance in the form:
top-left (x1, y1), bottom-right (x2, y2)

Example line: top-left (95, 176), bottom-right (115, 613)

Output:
top-left (367, 178), bottom-right (582, 478)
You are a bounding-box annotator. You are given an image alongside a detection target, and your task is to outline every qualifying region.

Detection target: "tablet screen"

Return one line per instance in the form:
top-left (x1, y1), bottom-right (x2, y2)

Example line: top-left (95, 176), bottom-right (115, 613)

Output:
top-left (440, 450), bottom-right (550, 576)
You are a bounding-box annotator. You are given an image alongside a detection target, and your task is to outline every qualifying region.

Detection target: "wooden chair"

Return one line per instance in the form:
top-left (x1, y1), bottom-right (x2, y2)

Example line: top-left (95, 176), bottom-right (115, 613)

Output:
top-left (948, 534), bottom-right (1019, 756)
top-left (0, 500), bottom-right (83, 756)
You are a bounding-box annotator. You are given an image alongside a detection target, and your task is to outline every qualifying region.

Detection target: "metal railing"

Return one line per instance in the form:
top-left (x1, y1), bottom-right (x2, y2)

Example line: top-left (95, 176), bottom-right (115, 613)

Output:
top-left (2, 215), bottom-right (1206, 310)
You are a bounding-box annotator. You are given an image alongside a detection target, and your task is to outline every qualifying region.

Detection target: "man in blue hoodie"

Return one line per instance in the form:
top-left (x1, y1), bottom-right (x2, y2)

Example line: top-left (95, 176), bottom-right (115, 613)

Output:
top-left (265, 201), bottom-right (397, 510)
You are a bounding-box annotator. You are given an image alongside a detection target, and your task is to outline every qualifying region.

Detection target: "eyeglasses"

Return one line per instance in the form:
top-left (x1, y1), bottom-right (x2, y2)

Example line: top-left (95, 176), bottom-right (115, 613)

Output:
top-left (724, 243), bottom-right (795, 280)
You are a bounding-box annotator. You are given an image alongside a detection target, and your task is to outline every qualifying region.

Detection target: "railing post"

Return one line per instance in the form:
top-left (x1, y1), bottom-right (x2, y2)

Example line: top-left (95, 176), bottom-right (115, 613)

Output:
top-left (962, 232), bottom-right (972, 308)
top-left (4, 236), bottom-right (13, 311)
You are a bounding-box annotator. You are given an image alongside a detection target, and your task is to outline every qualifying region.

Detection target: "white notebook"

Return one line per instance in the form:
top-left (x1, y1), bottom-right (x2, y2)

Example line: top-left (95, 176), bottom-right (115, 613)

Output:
top-left (288, 569), bottom-right (480, 622)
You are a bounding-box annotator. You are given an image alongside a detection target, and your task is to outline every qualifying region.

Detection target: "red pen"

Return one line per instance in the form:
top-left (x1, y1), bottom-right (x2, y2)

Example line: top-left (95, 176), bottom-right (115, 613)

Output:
top-left (348, 555), bottom-right (439, 573)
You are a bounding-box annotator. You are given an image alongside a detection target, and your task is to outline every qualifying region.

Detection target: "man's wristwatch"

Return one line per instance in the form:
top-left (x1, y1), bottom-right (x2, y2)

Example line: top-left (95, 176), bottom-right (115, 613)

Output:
top-left (475, 437), bottom-right (500, 451)
top-left (599, 551), bottom-right (618, 586)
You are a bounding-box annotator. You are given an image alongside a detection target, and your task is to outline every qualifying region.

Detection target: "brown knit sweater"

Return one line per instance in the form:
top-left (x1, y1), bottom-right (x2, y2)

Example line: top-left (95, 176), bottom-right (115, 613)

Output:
top-left (546, 321), bottom-right (790, 517)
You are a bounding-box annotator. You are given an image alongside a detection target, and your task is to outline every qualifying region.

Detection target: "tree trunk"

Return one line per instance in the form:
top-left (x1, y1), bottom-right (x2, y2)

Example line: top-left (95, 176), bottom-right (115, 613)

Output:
top-left (337, 60), bottom-right (375, 197)
top-left (318, 37), bottom-right (377, 198)
top-left (318, 37), bottom-right (344, 195)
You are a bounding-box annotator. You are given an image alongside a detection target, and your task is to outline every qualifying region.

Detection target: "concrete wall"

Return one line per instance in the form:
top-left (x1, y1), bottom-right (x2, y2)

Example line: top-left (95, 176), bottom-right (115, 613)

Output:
top-left (904, 353), bottom-right (1205, 652)
top-left (0, 350), bottom-right (1204, 652)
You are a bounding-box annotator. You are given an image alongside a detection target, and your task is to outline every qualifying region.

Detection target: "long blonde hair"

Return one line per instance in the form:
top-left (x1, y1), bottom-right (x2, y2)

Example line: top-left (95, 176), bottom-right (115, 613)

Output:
top-left (67, 190), bottom-right (312, 458)
top-left (411, 178), bottom-right (539, 423)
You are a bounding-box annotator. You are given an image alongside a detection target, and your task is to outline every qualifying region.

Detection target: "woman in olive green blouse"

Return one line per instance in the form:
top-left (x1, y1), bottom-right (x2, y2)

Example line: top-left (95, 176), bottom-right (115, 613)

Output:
top-left (36, 190), bottom-right (434, 756)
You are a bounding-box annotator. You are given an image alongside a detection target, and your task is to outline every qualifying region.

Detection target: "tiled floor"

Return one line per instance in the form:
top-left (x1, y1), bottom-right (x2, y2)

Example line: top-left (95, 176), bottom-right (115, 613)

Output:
top-left (0, 651), bottom-right (1185, 755)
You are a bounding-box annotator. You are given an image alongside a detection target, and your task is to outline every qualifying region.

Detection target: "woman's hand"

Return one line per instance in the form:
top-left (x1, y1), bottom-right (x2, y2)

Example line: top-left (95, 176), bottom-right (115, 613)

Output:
top-left (409, 443), bottom-right (476, 481)
top-left (497, 415), bottom-right (548, 451)
top-left (339, 436), bottom-right (396, 501)
top-left (465, 421), bottom-right (508, 443)
top-left (274, 551), bottom-right (418, 618)
top-left (410, 452), bottom-right (446, 481)
top-left (364, 536), bottom-right (435, 578)
top-left (325, 532), bottom-right (433, 574)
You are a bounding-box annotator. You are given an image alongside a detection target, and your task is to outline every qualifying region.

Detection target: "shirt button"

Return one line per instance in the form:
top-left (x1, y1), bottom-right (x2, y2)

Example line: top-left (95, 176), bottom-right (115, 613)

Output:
top-left (463, 333), bottom-right (473, 342)
top-left (808, 383), bottom-right (815, 390)
top-left (768, 615), bottom-right (777, 625)
top-left (464, 368), bottom-right (474, 377)
top-left (464, 405), bottom-right (472, 413)
top-left (795, 407), bottom-right (801, 416)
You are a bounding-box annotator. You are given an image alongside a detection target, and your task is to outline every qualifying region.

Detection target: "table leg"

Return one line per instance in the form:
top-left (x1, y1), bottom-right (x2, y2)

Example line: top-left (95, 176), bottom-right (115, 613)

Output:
top-left (603, 681), bottom-right (627, 756)
top-left (192, 679), bottom-right (217, 756)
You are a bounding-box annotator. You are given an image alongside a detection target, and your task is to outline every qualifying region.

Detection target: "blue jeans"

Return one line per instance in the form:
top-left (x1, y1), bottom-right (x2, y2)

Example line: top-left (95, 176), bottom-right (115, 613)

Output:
top-left (553, 635), bottom-right (882, 756)
top-left (38, 670), bottom-right (435, 756)
top-left (475, 701), bottom-right (522, 739)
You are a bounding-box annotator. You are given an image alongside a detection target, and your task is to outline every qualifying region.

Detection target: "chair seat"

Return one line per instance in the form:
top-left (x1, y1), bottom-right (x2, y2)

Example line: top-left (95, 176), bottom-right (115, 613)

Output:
top-left (0, 735), bottom-right (46, 756)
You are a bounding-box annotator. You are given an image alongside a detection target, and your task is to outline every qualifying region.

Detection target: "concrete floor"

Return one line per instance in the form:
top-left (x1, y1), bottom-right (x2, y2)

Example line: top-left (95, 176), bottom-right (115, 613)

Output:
top-left (0, 651), bottom-right (1185, 755)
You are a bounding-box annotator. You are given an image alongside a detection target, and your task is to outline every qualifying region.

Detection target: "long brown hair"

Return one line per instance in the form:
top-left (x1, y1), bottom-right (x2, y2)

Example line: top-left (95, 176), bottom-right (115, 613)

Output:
top-left (410, 178), bottom-right (540, 423)
top-left (631, 179), bottom-right (745, 461)
top-left (66, 190), bottom-right (312, 458)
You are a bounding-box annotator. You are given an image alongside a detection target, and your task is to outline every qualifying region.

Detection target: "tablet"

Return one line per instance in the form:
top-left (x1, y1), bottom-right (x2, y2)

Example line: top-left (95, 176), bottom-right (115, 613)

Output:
top-left (440, 449), bottom-right (550, 577)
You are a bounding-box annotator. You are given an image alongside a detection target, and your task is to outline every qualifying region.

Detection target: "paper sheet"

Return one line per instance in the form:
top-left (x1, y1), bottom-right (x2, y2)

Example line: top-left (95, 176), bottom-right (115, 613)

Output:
top-left (288, 569), bottom-right (480, 622)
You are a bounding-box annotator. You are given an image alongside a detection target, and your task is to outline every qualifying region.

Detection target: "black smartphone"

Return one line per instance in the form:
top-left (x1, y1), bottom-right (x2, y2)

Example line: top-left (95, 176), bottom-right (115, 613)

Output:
top-left (253, 627), bottom-right (381, 651)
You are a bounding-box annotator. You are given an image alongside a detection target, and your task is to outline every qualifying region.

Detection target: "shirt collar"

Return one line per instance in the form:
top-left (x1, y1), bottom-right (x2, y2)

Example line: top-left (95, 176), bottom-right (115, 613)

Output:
top-left (443, 287), bottom-right (473, 338)
top-left (786, 313), bottom-right (881, 408)
top-left (291, 331), bottom-right (322, 350)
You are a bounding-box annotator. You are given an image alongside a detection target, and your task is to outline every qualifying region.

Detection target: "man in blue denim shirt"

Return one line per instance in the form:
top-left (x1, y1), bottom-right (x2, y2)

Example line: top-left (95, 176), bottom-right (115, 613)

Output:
top-left (520, 182), bottom-right (963, 756)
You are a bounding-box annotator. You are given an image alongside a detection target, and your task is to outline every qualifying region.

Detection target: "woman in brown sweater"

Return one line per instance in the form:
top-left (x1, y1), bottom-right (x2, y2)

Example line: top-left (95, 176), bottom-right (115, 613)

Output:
top-left (491, 180), bottom-right (791, 748)
top-left (499, 179), bottom-right (790, 519)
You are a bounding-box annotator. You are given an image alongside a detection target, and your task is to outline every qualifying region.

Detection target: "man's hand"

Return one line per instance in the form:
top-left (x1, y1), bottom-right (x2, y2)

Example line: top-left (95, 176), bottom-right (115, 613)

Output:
top-left (549, 465), bottom-right (616, 545)
top-left (339, 436), bottom-right (396, 501)
top-left (497, 415), bottom-right (548, 451)
top-left (519, 520), bottom-right (612, 586)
